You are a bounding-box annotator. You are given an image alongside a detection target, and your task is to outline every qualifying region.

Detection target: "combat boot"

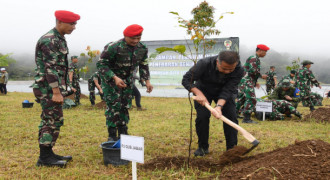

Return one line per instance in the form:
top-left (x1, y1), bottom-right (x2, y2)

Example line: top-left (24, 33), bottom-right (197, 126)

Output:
top-left (36, 145), bottom-right (67, 167)
top-left (236, 110), bottom-right (243, 119)
top-left (295, 113), bottom-right (302, 119)
top-left (309, 106), bottom-right (315, 112)
top-left (242, 114), bottom-right (258, 124)
top-left (107, 127), bottom-right (117, 141)
top-left (91, 101), bottom-right (95, 106)
top-left (50, 146), bottom-right (72, 161)
top-left (137, 107), bottom-right (147, 111)
top-left (117, 125), bottom-right (128, 138)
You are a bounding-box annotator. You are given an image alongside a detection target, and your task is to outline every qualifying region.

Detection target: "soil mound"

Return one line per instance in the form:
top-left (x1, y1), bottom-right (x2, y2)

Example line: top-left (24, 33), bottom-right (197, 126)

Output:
top-left (95, 101), bottom-right (106, 109)
top-left (142, 140), bottom-right (330, 179)
top-left (66, 93), bottom-right (88, 100)
top-left (303, 107), bottom-right (330, 123)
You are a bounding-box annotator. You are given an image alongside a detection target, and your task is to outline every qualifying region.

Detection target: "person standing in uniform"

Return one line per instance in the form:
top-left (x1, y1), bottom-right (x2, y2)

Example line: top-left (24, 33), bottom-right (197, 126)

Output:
top-left (265, 66), bottom-right (277, 94)
top-left (31, 10), bottom-right (80, 167)
top-left (295, 60), bottom-right (321, 111)
top-left (182, 51), bottom-right (244, 156)
top-left (69, 55), bottom-right (81, 105)
top-left (97, 24), bottom-right (153, 141)
top-left (0, 68), bottom-right (8, 94)
top-left (236, 44), bottom-right (269, 124)
top-left (88, 71), bottom-right (104, 105)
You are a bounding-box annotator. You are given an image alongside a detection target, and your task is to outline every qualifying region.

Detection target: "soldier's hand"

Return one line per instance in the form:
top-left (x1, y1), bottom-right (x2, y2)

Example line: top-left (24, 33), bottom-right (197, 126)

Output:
top-left (52, 93), bottom-right (64, 104)
top-left (100, 89), bottom-right (103, 94)
top-left (285, 95), bottom-right (292, 100)
top-left (113, 76), bottom-right (127, 88)
top-left (71, 88), bottom-right (77, 92)
top-left (145, 81), bottom-right (153, 93)
top-left (255, 83), bottom-right (260, 89)
top-left (262, 75), bottom-right (267, 79)
top-left (290, 80), bottom-right (295, 84)
top-left (318, 85), bottom-right (322, 89)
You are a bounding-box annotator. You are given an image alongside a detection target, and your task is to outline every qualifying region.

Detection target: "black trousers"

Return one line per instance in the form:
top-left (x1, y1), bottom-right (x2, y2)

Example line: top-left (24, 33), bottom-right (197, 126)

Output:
top-left (0, 83), bottom-right (7, 94)
top-left (132, 85), bottom-right (141, 108)
top-left (194, 93), bottom-right (238, 150)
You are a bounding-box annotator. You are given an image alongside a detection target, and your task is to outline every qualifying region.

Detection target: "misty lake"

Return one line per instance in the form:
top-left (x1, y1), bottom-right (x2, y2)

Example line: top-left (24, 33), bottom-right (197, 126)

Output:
top-left (5, 81), bottom-right (330, 98)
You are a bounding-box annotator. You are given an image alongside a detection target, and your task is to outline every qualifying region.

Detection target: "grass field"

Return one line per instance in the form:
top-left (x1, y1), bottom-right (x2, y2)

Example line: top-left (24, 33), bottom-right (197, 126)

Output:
top-left (0, 92), bottom-right (329, 179)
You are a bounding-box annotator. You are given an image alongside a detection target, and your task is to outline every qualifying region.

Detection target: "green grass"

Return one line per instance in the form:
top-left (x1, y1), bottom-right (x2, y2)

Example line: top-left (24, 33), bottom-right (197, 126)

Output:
top-left (0, 92), bottom-right (329, 179)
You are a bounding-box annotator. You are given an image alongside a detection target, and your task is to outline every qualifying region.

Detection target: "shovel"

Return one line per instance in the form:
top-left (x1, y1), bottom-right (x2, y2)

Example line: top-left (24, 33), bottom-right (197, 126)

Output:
top-left (192, 96), bottom-right (259, 155)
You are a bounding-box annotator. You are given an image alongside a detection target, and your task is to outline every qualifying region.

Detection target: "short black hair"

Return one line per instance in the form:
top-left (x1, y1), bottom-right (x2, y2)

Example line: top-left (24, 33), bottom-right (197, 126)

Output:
top-left (217, 51), bottom-right (240, 65)
top-left (270, 66), bottom-right (275, 69)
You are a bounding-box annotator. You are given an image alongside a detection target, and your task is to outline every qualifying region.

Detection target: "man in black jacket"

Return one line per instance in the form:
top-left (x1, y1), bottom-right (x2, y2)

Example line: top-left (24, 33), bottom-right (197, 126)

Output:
top-left (182, 51), bottom-right (244, 156)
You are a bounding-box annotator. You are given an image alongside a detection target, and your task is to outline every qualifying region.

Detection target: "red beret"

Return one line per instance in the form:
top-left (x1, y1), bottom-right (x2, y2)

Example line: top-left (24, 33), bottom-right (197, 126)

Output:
top-left (55, 10), bottom-right (80, 23)
top-left (257, 44), bottom-right (270, 51)
top-left (123, 24), bottom-right (144, 37)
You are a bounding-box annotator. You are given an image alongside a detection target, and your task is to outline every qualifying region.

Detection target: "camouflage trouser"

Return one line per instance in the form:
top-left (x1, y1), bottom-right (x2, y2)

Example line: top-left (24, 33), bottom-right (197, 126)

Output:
top-left (72, 80), bottom-right (80, 104)
top-left (266, 84), bottom-right (275, 95)
top-left (269, 100), bottom-right (301, 120)
top-left (33, 85), bottom-right (64, 147)
top-left (88, 79), bottom-right (104, 104)
top-left (103, 82), bottom-right (133, 128)
top-left (236, 80), bottom-right (256, 115)
top-left (300, 89), bottom-right (313, 107)
top-left (302, 93), bottom-right (323, 106)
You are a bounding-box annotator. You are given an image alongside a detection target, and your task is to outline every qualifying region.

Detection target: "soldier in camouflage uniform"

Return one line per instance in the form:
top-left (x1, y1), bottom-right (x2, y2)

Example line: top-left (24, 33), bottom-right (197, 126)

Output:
top-left (97, 24), bottom-right (153, 141)
top-left (88, 71), bottom-right (104, 105)
top-left (269, 79), bottom-right (300, 109)
top-left (256, 99), bottom-right (302, 120)
top-left (31, 10), bottom-right (80, 167)
top-left (295, 60), bottom-right (322, 111)
top-left (278, 70), bottom-right (296, 86)
top-left (236, 44), bottom-right (269, 124)
top-left (69, 56), bottom-right (81, 105)
top-left (265, 66), bottom-right (277, 94)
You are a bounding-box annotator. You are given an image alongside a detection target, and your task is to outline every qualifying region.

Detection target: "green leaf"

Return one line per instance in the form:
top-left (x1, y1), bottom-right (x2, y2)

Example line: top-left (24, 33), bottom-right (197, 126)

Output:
top-left (169, 11), bottom-right (179, 16)
top-left (172, 45), bottom-right (186, 54)
top-left (80, 53), bottom-right (86, 57)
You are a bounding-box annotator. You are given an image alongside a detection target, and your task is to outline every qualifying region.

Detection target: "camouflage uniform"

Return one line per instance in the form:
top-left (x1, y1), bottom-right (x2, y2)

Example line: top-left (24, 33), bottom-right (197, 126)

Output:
top-left (269, 86), bottom-right (300, 108)
top-left (236, 55), bottom-right (261, 115)
top-left (302, 92), bottom-right (323, 107)
top-left (88, 72), bottom-right (104, 105)
top-left (295, 66), bottom-right (320, 109)
top-left (265, 70), bottom-right (276, 94)
top-left (97, 39), bottom-right (150, 129)
top-left (31, 28), bottom-right (72, 147)
top-left (69, 61), bottom-right (81, 104)
top-left (256, 99), bottom-right (301, 120)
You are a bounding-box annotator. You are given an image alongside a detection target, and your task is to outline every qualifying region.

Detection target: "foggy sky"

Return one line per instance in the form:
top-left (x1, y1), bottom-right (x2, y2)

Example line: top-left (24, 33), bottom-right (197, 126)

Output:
top-left (1, 0), bottom-right (330, 60)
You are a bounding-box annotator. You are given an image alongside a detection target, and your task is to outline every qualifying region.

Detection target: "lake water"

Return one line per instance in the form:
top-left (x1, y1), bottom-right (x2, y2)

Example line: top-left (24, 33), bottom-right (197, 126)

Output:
top-left (5, 81), bottom-right (330, 98)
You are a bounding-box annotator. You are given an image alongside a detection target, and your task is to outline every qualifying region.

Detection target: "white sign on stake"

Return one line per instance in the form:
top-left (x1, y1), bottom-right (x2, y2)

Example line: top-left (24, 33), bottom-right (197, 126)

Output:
top-left (121, 135), bottom-right (144, 163)
top-left (121, 135), bottom-right (144, 180)
top-left (256, 101), bottom-right (273, 121)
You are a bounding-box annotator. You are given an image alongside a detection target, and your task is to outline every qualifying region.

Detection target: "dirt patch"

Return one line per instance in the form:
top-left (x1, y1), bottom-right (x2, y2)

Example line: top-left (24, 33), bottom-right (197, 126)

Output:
top-left (95, 101), bottom-right (106, 109)
top-left (303, 107), bottom-right (330, 123)
top-left (142, 140), bottom-right (330, 179)
top-left (66, 93), bottom-right (88, 100)
top-left (142, 146), bottom-right (248, 172)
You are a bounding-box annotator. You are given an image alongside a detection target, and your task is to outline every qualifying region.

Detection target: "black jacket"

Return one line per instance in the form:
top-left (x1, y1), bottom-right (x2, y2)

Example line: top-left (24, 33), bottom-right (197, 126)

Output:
top-left (182, 56), bottom-right (244, 101)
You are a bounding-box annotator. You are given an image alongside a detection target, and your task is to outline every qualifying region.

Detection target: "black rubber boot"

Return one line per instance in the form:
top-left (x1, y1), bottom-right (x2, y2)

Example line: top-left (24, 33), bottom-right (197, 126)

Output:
top-left (107, 127), bottom-right (117, 141)
top-left (117, 125), bottom-right (128, 139)
top-left (194, 147), bottom-right (209, 157)
top-left (36, 145), bottom-right (67, 167)
top-left (50, 147), bottom-right (72, 161)
top-left (310, 106), bottom-right (315, 112)
top-left (242, 114), bottom-right (258, 124)
top-left (91, 101), bottom-right (95, 106)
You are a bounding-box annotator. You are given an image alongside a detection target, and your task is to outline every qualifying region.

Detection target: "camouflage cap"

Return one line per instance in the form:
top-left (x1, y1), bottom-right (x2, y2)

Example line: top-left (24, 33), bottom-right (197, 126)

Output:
top-left (301, 60), bottom-right (314, 65)
top-left (281, 79), bottom-right (291, 88)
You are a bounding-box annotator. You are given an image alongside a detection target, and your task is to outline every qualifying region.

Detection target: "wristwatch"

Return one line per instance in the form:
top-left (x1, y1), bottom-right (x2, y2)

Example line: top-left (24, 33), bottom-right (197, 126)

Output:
top-left (215, 104), bottom-right (223, 109)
